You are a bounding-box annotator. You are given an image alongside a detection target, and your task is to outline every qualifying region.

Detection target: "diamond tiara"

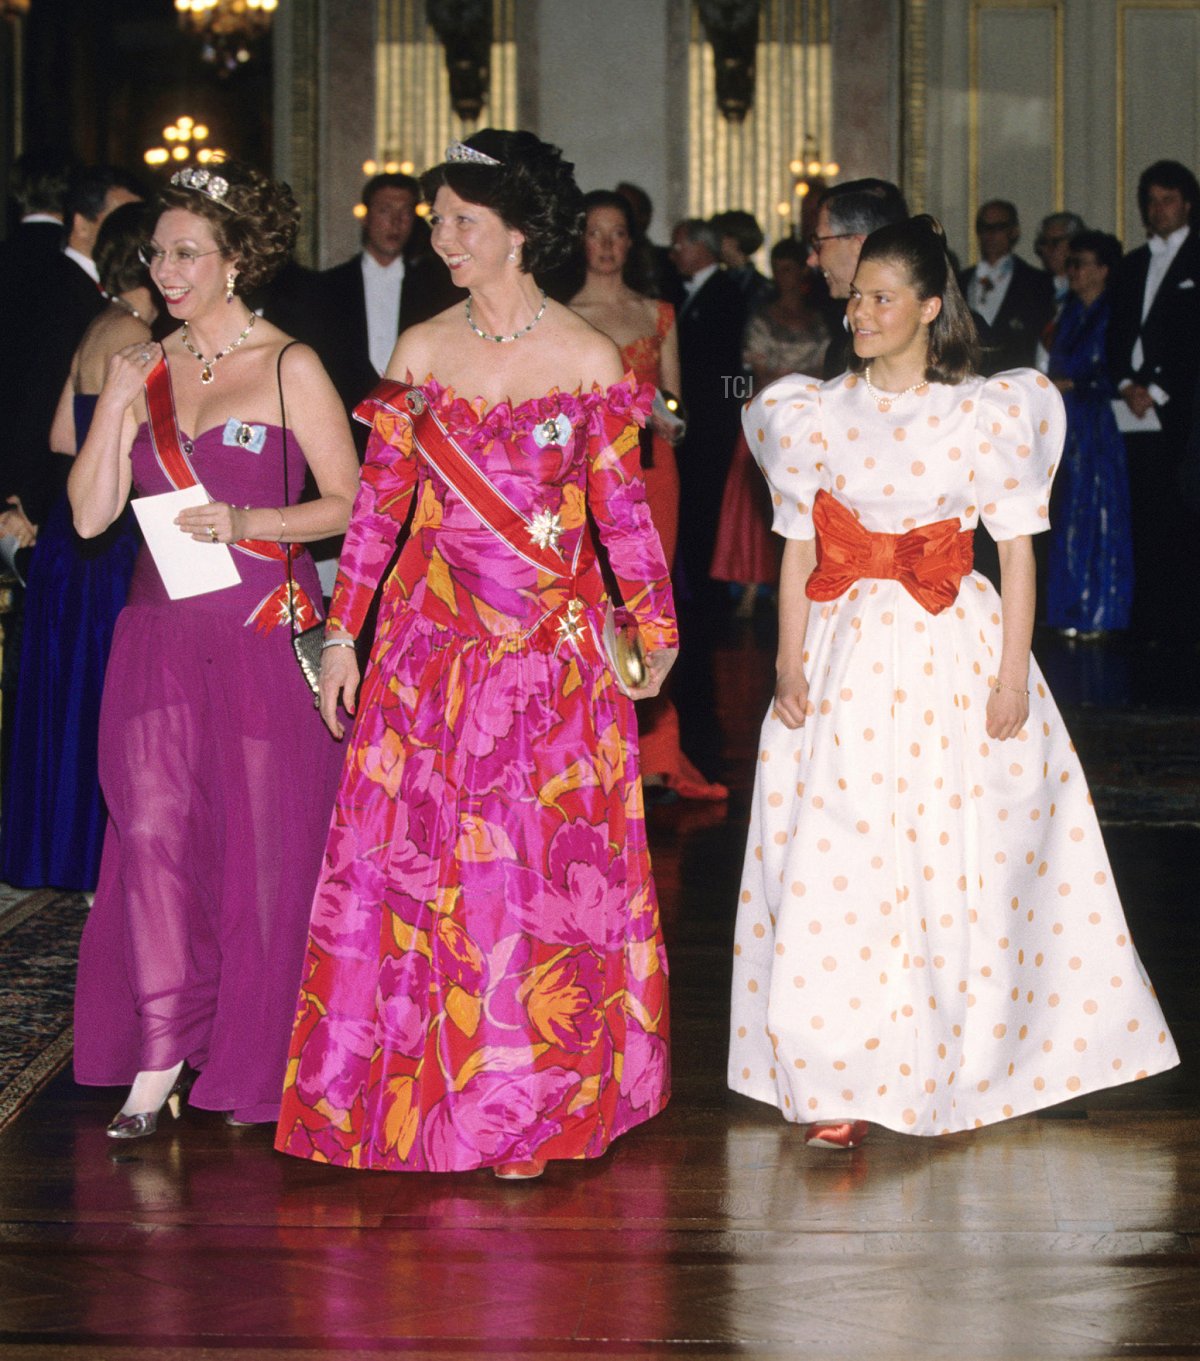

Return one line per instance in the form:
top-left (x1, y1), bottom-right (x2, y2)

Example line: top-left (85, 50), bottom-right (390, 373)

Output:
top-left (170, 166), bottom-right (231, 205)
top-left (445, 140), bottom-right (503, 167)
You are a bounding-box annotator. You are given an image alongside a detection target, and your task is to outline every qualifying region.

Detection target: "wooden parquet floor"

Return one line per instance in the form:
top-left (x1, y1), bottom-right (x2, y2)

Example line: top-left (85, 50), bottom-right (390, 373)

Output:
top-left (0, 626), bottom-right (1197, 1359)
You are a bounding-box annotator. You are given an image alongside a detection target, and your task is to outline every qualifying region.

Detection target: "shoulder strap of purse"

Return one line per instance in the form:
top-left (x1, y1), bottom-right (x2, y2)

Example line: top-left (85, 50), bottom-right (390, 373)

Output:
top-left (277, 340), bottom-right (304, 641)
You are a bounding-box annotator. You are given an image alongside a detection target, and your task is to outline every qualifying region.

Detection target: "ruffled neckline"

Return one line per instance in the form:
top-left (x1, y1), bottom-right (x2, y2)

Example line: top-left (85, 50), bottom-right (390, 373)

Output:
top-left (418, 370), bottom-right (653, 436)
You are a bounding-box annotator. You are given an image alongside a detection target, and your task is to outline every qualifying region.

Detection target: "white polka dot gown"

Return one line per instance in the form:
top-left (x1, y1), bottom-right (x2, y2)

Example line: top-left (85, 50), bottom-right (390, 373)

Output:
top-left (728, 370), bottom-right (1179, 1135)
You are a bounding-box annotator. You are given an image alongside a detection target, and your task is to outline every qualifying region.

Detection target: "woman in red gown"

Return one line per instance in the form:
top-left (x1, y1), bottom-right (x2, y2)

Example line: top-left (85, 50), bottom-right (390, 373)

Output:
top-left (570, 191), bottom-right (726, 801)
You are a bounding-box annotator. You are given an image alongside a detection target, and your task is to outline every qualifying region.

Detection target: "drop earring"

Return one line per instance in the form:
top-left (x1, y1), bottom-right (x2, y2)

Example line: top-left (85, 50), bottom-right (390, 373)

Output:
top-left (226, 270), bottom-right (237, 303)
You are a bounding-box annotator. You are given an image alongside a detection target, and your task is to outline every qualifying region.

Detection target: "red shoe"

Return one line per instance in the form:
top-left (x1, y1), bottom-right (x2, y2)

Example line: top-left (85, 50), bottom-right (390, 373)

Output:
top-left (493, 1159), bottom-right (546, 1180)
top-left (805, 1120), bottom-right (869, 1150)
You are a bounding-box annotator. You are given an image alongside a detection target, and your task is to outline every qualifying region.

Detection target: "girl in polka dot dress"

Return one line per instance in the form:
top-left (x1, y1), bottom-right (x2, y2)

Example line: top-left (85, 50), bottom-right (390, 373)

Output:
top-left (728, 217), bottom-right (1178, 1147)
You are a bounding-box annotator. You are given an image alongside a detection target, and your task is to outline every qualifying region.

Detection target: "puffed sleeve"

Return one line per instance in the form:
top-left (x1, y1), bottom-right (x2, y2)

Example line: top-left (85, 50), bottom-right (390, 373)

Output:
top-left (325, 387), bottom-right (419, 639)
top-left (973, 369), bottom-right (1066, 540)
top-left (586, 375), bottom-right (678, 651)
top-left (742, 374), bottom-right (825, 540)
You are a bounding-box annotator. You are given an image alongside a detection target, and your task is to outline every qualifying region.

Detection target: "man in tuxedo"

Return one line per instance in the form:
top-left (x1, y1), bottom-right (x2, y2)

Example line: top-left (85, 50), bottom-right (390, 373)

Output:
top-left (7, 164), bottom-right (140, 532)
top-left (313, 172), bottom-right (456, 433)
top-left (806, 178), bottom-right (908, 378)
top-left (1033, 211), bottom-right (1085, 371)
top-left (0, 151), bottom-right (73, 540)
top-left (1107, 160), bottom-right (1200, 648)
top-left (958, 200), bottom-right (1054, 376)
top-left (669, 217), bottom-right (746, 603)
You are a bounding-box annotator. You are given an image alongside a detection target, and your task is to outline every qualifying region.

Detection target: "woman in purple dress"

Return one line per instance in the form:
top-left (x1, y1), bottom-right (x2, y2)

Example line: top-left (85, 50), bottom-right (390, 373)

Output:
top-left (68, 163), bottom-right (359, 1136)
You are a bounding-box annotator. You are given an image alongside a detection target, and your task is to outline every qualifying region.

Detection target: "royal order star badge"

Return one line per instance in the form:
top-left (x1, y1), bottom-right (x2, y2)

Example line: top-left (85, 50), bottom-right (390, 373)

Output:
top-left (528, 506), bottom-right (564, 553)
top-left (556, 597), bottom-right (585, 643)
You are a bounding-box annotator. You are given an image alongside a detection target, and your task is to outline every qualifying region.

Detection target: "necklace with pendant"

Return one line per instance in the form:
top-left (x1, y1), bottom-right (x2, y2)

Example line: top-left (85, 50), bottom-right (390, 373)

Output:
top-left (466, 290), bottom-right (548, 344)
top-left (180, 313), bottom-right (257, 384)
top-left (864, 363), bottom-right (928, 412)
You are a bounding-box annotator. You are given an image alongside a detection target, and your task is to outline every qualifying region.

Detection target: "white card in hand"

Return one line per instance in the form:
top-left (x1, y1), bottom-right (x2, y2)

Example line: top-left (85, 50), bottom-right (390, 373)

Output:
top-left (1110, 399), bottom-right (1162, 434)
top-left (131, 485), bottom-right (241, 600)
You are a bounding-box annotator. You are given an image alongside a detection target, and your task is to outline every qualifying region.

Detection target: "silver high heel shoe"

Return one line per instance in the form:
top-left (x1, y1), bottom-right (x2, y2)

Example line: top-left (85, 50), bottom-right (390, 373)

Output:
top-left (106, 1063), bottom-right (198, 1140)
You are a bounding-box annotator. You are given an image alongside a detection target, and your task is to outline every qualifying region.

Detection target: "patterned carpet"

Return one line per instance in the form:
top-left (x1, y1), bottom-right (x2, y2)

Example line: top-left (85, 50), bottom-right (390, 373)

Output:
top-left (0, 886), bottom-right (88, 1132)
top-left (0, 706), bottom-right (1194, 1134)
top-left (1066, 708), bottom-right (1200, 825)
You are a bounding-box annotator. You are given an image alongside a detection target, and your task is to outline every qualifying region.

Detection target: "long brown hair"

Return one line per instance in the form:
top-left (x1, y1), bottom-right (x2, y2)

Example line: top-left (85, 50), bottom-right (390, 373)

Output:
top-left (849, 215), bottom-right (980, 384)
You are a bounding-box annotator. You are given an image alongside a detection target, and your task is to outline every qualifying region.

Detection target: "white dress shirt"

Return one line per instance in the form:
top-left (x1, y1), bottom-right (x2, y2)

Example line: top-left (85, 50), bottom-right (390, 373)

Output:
top-left (362, 252), bottom-right (406, 377)
top-left (1131, 224), bottom-right (1190, 380)
top-left (968, 253), bottom-right (1013, 327)
top-left (64, 246), bottom-right (100, 286)
top-left (680, 262), bottom-right (719, 311)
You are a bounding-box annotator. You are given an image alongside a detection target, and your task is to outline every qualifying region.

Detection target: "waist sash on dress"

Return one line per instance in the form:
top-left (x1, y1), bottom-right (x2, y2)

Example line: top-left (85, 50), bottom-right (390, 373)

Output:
top-left (806, 488), bottom-right (974, 616)
top-left (144, 357), bottom-right (318, 633)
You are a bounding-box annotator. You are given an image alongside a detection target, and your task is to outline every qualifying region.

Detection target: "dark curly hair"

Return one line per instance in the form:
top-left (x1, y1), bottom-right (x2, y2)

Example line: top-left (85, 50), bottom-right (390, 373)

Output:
top-left (420, 129), bottom-right (584, 276)
top-left (95, 200), bottom-right (151, 297)
top-left (850, 215), bottom-right (981, 385)
top-left (154, 161), bottom-right (300, 294)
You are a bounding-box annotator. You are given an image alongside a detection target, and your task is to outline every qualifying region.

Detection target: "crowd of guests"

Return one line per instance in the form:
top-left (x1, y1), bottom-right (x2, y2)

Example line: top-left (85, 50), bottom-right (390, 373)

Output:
top-left (0, 136), bottom-right (1189, 1167)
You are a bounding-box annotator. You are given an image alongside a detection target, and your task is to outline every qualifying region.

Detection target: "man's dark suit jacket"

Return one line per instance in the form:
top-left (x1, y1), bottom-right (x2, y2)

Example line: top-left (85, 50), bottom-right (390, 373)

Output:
top-left (0, 222), bottom-right (68, 508)
top-left (1107, 230), bottom-right (1200, 442)
top-left (958, 253), bottom-right (1054, 375)
top-left (9, 252), bottom-right (105, 521)
top-left (312, 251), bottom-right (458, 427)
top-left (675, 268), bottom-right (746, 592)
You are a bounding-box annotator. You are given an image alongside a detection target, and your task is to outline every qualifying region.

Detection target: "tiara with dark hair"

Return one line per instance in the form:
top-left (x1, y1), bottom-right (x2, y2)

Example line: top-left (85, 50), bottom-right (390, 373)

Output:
top-left (445, 140), bottom-right (503, 167)
top-left (170, 166), bottom-right (231, 205)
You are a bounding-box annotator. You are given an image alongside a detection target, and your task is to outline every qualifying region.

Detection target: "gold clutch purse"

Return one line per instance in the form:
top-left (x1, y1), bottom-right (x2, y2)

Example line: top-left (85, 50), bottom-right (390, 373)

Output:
top-left (603, 603), bottom-right (647, 693)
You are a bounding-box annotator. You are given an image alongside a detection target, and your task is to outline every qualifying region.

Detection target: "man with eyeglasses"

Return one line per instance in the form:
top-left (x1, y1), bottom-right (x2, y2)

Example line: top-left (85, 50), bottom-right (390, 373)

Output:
top-left (1035, 211), bottom-right (1086, 308)
top-left (958, 199), bottom-right (1054, 376)
top-left (805, 177), bottom-right (908, 378)
top-left (1033, 211), bottom-right (1086, 373)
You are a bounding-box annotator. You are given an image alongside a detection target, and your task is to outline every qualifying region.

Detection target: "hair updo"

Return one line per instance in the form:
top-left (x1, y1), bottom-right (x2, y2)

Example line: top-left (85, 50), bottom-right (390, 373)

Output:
top-left (851, 214), bottom-right (981, 384)
top-left (420, 129), bottom-right (585, 276)
top-left (154, 160), bottom-right (300, 295)
top-left (95, 200), bottom-right (151, 298)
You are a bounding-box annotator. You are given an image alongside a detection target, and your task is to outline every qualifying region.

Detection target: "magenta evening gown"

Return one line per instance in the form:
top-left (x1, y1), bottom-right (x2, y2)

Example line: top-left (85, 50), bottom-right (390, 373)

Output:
top-left (73, 372), bottom-right (343, 1123)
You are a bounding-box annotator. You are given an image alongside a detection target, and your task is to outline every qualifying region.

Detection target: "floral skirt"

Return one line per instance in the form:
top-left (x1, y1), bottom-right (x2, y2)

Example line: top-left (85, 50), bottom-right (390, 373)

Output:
top-left (275, 604), bottom-right (671, 1170)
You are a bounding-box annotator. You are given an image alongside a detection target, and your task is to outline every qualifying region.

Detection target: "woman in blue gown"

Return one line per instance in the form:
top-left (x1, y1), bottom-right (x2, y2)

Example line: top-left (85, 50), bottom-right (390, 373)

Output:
top-left (1045, 230), bottom-right (1133, 636)
top-left (0, 203), bottom-right (150, 889)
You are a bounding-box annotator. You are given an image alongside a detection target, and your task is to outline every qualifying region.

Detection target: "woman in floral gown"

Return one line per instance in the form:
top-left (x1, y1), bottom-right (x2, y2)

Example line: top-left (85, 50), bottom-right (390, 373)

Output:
top-left (276, 131), bottom-right (678, 1179)
top-left (729, 217), bottom-right (1177, 1150)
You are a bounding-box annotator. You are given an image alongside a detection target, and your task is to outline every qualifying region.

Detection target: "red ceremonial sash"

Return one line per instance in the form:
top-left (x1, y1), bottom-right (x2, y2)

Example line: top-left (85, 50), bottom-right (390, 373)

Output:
top-left (144, 357), bottom-right (318, 634)
top-left (355, 379), bottom-right (600, 653)
top-left (806, 489), bottom-right (974, 616)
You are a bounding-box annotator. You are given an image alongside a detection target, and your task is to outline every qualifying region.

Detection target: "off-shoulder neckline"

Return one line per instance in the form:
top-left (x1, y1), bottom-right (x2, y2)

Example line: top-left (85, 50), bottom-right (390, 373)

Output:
top-left (414, 370), bottom-right (643, 421)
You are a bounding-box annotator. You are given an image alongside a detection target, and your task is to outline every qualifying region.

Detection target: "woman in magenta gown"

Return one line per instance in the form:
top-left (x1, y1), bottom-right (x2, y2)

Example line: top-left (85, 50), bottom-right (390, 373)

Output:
top-left (275, 131), bottom-right (678, 1179)
top-left (69, 163), bottom-right (359, 1134)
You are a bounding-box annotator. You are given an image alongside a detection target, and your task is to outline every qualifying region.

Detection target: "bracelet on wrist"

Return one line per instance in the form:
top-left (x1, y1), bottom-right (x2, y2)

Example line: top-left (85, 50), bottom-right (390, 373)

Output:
top-left (321, 638), bottom-right (355, 652)
top-left (993, 681), bottom-right (1029, 697)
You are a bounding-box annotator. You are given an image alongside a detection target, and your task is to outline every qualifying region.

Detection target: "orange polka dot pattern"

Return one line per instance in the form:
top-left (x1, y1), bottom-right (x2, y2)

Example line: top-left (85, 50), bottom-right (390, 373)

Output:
top-left (728, 370), bottom-right (1179, 1136)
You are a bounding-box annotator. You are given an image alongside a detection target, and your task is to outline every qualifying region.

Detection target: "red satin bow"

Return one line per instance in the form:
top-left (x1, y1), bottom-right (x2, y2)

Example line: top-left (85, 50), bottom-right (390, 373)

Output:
top-left (806, 489), bottom-right (974, 616)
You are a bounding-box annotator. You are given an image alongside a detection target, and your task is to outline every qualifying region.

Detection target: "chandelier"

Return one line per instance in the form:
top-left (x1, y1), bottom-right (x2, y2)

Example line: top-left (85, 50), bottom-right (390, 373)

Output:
top-left (175, 0), bottom-right (279, 75)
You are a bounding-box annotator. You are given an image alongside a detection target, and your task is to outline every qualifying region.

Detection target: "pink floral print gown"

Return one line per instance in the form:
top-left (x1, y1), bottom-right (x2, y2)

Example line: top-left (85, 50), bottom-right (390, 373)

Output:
top-left (275, 375), bottom-right (677, 1171)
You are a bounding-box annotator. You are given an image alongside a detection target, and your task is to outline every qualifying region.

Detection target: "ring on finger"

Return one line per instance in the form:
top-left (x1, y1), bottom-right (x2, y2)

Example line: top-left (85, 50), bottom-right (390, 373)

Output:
top-left (208, 525), bottom-right (218, 542)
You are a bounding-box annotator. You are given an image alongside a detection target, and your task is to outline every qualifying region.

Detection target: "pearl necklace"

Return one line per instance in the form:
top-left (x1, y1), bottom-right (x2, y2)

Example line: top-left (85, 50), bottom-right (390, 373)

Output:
top-left (864, 363), bottom-right (928, 412)
top-left (466, 290), bottom-right (548, 344)
top-left (180, 313), bottom-right (257, 384)
top-left (111, 296), bottom-right (144, 321)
